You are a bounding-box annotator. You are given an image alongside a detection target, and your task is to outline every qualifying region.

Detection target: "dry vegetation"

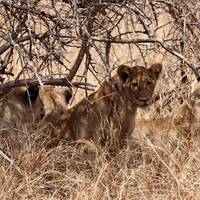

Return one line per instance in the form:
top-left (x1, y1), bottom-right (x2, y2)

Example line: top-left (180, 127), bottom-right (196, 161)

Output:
top-left (1, 0), bottom-right (200, 199)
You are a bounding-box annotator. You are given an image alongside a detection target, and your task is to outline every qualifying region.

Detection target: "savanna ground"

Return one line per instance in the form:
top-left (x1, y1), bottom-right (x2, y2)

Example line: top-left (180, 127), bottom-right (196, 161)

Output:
top-left (0, 1), bottom-right (200, 199)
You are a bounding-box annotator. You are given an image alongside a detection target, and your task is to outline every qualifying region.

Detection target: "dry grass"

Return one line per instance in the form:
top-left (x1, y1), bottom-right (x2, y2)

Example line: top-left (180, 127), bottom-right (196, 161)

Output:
top-left (1, 3), bottom-right (200, 199)
top-left (1, 52), bottom-right (199, 199)
top-left (0, 121), bottom-right (200, 200)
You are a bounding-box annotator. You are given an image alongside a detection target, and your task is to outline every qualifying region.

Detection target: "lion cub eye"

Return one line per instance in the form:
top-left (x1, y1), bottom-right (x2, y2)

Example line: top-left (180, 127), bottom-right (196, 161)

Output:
top-left (147, 80), bottom-right (154, 85)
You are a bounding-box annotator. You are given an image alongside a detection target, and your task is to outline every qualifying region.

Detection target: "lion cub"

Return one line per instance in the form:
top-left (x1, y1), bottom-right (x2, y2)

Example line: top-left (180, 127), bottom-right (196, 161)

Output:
top-left (51, 64), bottom-right (162, 150)
top-left (134, 80), bottom-right (200, 155)
top-left (0, 85), bottom-right (73, 155)
top-left (0, 85), bottom-right (72, 128)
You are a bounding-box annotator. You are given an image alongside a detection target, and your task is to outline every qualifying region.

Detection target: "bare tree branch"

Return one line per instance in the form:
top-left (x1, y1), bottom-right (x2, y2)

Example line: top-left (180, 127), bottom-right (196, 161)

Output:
top-left (67, 8), bottom-right (100, 81)
top-left (67, 37), bottom-right (88, 82)
top-left (0, 77), bottom-right (96, 93)
top-left (91, 37), bottom-right (200, 79)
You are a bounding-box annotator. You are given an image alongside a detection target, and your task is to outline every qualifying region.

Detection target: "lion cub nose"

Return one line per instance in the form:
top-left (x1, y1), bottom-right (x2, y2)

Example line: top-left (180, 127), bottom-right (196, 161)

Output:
top-left (139, 90), bottom-right (151, 101)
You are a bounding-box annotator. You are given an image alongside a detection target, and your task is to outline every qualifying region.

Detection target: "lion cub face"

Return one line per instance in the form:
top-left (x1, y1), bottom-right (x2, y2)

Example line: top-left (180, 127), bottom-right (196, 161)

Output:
top-left (117, 63), bottom-right (162, 106)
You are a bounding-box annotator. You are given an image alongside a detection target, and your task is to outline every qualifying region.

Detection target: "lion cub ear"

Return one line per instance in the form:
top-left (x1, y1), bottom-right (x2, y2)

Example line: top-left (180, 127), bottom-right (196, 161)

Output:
top-left (64, 87), bottom-right (73, 104)
top-left (117, 65), bottom-right (131, 82)
top-left (149, 63), bottom-right (162, 78)
top-left (23, 85), bottom-right (40, 104)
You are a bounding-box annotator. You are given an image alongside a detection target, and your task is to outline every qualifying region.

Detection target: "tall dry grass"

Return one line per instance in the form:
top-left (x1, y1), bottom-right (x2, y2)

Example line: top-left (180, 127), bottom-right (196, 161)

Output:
top-left (0, 117), bottom-right (200, 200)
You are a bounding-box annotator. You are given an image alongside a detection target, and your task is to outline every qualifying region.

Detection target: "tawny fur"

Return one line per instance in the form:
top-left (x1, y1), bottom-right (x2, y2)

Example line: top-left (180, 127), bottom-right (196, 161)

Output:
top-left (0, 85), bottom-right (72, 154)
top-left (39, 85), bottom-right (72, 124)
top-left (0, 86), bottom-right (41, 128)
top-left (134, 80), bottom-right (200, 154)
top-left (51, 63), bottom-right (162, 150)
top-left (0, 85), bottom-right (72, 129)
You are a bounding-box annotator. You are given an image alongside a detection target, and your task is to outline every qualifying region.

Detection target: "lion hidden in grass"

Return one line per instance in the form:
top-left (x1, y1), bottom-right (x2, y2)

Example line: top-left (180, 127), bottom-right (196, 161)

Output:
top-left (50, 63), bottom-right (162, 152)
top-left (0, 84), bottom-right (72, 155)
top-left (134, 79), bottom-right (200, 160)
top-left (0, 85), bottom-right (72, 129)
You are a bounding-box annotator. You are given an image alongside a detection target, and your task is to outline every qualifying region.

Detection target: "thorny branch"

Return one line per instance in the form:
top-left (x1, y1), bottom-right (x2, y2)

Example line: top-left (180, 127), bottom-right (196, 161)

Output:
top-left (0, 0), bottom-right (200, 101)
top-left (0, 77), bottom-right (96, 93)
top-left (91, 37), bottom-right (200, 78)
